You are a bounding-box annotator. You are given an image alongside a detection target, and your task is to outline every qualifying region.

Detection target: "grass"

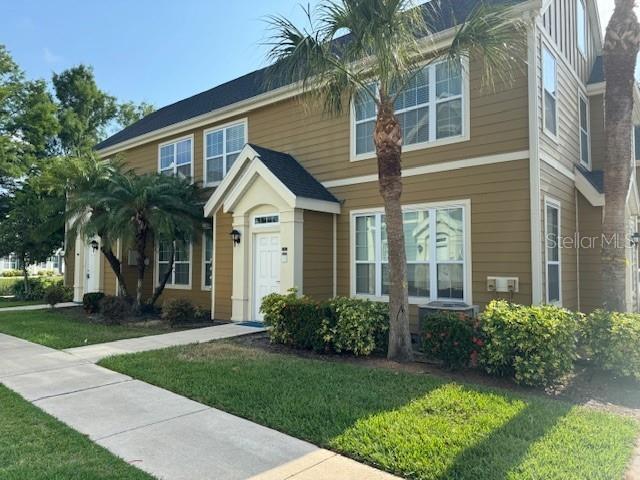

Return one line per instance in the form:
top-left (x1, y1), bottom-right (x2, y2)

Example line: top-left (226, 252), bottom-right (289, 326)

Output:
top-left (0, 308), bottom-right (178, 349)
top-left (0, 385), bottom-right (151, 479)
top-left (101, 341), bottom-right (639, 480)
top-left (0, 298), bottom-right (45, 308)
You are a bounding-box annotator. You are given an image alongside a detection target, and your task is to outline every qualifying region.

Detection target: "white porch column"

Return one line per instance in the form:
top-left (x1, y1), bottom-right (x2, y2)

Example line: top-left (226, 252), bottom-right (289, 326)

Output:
top-left (231, 213), bottom-right (250, 321)
top-left (279, 209), bottom-right (304, 294)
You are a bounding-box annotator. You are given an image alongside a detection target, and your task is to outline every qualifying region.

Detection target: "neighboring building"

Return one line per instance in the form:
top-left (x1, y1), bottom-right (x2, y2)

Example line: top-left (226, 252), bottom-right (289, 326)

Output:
top-left (0, 252), bottom-right (65, 276)
top-left (66, 0), bottom-right (640, 330)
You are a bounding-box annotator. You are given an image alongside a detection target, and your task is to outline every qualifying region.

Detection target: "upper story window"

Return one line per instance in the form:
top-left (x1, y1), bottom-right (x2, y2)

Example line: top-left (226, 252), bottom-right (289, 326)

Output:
top-left (543, 47), bottom-right (557, 137)
top-left (159, 136), bottom-right (193, 179)
top-left (579, 94), bottom-right (590, 168)
top-left (204, 121), bottom-right (247, 186)
top-left (353, 204), bottom-right (466, 302)
top-left (545, 199), bottom-right (561, 305)
top-left (352, 59), bottom-right (465, 160)
top-left (577, 0), bottom-right (586, 57)
top-left (157, 239), bottom-right (191, 288)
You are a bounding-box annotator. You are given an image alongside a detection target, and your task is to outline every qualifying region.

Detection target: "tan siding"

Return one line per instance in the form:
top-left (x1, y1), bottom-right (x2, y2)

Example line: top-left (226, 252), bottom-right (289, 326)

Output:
top-left (303, 211), bottom-right (334, 301)
top-left (214, 210), bottom-right (233, 320)
top-left (577, 193), bottom-right (602, 312)
top-left (332, 160), bottom-right (532, 332)
top-left (103, 256), bottom-right (117, 295)
top-left (540, 163), bottom-right (578, 310)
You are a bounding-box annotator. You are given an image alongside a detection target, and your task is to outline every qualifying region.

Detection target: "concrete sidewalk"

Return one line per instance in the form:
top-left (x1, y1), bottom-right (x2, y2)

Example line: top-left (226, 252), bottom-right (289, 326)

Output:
top-left (0, 331), bottom-right (400, 480)
top-left (0, 302), bottom-right (77, 313)
top-left (65, 322), bottom-right (266, 362)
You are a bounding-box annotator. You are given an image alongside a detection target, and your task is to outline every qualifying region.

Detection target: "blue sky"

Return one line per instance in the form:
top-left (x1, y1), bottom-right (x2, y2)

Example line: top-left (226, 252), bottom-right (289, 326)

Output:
top-left (0, 0), bottom-right (621, 110)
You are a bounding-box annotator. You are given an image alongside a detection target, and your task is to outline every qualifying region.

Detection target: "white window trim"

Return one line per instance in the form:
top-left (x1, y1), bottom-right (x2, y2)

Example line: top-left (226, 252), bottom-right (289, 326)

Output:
top-left (576, 0), bottom-right (587, 59)
top-left (253, 213), bottom-right (280, 228)
top-left (544, 197), bottom-right (562, 306)
top-left (202, 118), bottom-right (248, 187)
top-left (349, 199), bottom-right (472, 305)
top-left (201, 230), bottom-right (213, 291)
top-left (157, 134), bottom-right (194, 180)
top-left (349, 57), bottom-right (470, 162)
top-left (155, 239), bottom-right (193, 291)
top-left (578, 90), bottom-right (591, 169)
top-left (542, 45), bottom-right (559, 142)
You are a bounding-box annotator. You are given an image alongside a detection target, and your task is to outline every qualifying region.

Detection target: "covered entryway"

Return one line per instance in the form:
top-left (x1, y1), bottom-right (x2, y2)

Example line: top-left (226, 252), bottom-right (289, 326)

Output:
top-left (204, 144), bottom-right (340, 322)
top-left (84, 239), bottom-right (101, 294)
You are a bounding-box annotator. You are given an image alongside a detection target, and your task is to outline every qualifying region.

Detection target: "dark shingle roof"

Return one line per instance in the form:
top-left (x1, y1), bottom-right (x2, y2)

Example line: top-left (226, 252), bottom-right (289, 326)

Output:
top-left (588, 56), bottom-right (604, 84)
top-left (576, 163), bottom-right (604, 193)
top-left (97, 0), bottom-right (525, 151)
top-left (250, 144), bottom-right (339, 203)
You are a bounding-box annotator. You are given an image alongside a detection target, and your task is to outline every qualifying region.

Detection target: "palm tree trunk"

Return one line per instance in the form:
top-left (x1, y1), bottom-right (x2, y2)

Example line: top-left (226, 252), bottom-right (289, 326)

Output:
top-left (148, 244), bottom-right (174, 307)
top-left (101, 246), bottom-right (129, 298)
top-left (602, 0), bottom-right (640, 312)
top-left (134, 222), bottom-right (148, 312)
top-left (375, 95), bottom-right (413, 362)
top-left (21, 257), bottom-right (30, 296)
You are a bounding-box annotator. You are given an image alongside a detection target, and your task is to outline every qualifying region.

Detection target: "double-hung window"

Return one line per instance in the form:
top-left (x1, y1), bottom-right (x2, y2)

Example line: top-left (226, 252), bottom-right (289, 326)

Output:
top-left (577, 0), bottom-right (586, 57)
top-left (354, 204), bottom-right (466, 302)
top-left (579, 94), bottom-right (590, 168)
top-left (204, 121), bottom-right (246, 186)
top-left (203, 231), bottom-right (213, 289)
top-left (159, 137), bottom-right (192, 179)
top-left (545, 200), bottom-right (561, 305)
top-left (353, 59), bottom-right (465, 158)
top-left (543, 48), bottom-right (558, 137)
top-left (157, 239), bottom-right (191, 288)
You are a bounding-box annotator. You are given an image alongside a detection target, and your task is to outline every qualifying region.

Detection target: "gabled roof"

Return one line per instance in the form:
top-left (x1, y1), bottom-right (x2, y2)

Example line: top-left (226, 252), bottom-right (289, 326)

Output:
top-left (96, 0), bottom-right (527, 152)
top-left (204, 144), bottom-right (340, 217)
top-left (588, 56), bottom-right (604, 85)
top-left (248, 145), bottom-right (338, 203)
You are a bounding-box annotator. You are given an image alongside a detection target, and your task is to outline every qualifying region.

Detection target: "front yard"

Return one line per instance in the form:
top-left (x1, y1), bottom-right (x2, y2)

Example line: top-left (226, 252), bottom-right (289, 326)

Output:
top-left (101, 339), bottom-right (639, 480)
top-left (0, 298), bottom-right (44, 308)
top-left (0, 385), bottom-right (151, 479)
top-left (0, 308), bottom-right (183, 349)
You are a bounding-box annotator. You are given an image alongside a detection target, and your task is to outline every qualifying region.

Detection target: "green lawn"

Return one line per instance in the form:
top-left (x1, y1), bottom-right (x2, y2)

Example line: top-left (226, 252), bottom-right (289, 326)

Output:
top-left (0, 309), bottom-right (178, 349)
top-left (0, 385), bottom-right (152, 479)
top-left (101, 341), bottom-right (639, 480)
top-left (0, 299), bottom-right (45, 308)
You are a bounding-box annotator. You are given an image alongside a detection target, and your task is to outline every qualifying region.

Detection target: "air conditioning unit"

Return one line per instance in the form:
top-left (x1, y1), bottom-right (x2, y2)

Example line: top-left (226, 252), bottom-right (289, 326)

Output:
top-left (418, 301), bottom-right (479, 320)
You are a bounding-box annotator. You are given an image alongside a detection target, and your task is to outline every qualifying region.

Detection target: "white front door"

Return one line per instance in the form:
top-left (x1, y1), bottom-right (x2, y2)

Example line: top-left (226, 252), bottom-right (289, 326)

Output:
top-left (254, 233), bottom-right (280, 320)
top-left (84, 240), bottom-right (101, 293)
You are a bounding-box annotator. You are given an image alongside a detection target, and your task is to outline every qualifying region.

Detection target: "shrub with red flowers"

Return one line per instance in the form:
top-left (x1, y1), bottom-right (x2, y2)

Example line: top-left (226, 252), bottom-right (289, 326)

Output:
top-left (420, 311), bottom-right (483, 369)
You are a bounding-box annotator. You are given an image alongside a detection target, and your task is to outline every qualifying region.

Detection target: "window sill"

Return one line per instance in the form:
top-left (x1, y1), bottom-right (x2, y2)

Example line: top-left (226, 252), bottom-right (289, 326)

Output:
top-left (352, 293), bottom-right (465, 306)
top-left (350, 133), bottom-right (470, 162)
top-left (162, 284), bottom-right (192, 291)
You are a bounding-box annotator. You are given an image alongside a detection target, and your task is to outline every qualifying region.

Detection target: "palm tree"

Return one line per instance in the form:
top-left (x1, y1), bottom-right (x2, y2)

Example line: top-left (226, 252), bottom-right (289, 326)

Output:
top-left (602, 0), bottom-right (640, 312)
top-left (55, 154), bottom-right (131, 297)
top-left (91, 172), bottom-right (204, 311)
top-left (264, 0), bottom-right (525, 361)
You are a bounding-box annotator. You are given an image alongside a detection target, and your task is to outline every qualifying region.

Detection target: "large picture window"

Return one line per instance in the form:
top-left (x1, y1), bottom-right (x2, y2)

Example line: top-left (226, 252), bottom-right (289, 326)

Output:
top-left (159, 137), bottom-right (192, 179)
top-left (204, 121), bottom-right (246, 186)
top-left (353, 59), bottom-right (465, 158)
top-left (543, 47), bottom-right (557, 136)
top-left (545, 200), bottom-right (561, 305)
top-left (353, 204), bottom-right (466, 302)
top-left (157, 239), bottom-right (191, 288)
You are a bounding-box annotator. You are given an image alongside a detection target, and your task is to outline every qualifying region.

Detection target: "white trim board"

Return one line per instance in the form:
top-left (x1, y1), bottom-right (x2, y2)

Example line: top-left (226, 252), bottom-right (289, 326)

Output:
top-left (574, 168), bottom-right (604, 207)
top-left (321, 150), bottom-right (529, 189)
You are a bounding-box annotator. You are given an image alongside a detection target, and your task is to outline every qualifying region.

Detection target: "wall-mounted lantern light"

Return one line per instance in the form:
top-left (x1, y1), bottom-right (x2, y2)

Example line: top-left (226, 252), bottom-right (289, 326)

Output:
top-left (230, 229), bottom-right (241, 246)
top-left (631, 232), bottom-right (640, 247)
top-left (90, 240), bottom-right (99, 252)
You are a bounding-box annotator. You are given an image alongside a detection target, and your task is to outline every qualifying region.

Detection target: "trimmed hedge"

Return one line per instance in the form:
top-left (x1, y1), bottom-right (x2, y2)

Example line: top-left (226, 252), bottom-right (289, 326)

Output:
top-left (11, 276), bottom-right (64, 301)
top-left (479, 300), bottom-right (579, 387)
top-left (83, 292), bottom-right (105, 313)
top-left (421, 311), bottom-right (483, 369)
top-left (162, 298), bottom-right (196, 327)
top-left (582, 310), bottom-right (640, 381)
top-left (261, 290), bottom-right (389, 356)
top-left (99, 295), bottom-right (132, 325)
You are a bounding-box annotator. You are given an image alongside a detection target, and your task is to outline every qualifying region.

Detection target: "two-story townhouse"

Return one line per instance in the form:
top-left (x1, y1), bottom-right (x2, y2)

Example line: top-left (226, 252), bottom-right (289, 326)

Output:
top-left (65, 0), bottom-right (640, 331)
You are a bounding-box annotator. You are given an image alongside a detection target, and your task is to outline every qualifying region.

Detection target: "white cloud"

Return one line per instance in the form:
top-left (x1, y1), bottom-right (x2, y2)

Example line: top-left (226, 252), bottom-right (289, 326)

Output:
top-left (596, 0), bottom-right (640, 34)
top-left (43, 47), bottom-right (62, 65)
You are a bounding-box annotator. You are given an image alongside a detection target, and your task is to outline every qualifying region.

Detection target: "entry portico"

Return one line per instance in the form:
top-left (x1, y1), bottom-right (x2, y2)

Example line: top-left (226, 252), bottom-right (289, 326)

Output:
top-left (204, 144), bottom-right (340, 322)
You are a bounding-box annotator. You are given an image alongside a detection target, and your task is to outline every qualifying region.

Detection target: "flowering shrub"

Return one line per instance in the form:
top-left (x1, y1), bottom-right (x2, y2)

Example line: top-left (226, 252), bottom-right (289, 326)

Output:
top-left (421, 311), bottom-right (483, 369)
top-left (582, 310), bottom-right (640, 381)
top-left (479, 300), bottom-right (579, 387)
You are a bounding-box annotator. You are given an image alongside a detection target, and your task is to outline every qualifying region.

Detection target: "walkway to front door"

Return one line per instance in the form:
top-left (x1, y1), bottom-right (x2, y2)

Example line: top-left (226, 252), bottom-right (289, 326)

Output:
top-left (254, 233), bottom-right (280, 321)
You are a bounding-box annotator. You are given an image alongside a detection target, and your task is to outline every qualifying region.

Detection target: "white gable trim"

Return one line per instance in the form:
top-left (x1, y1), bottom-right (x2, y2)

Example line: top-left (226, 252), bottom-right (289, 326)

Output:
top-left (575, 167), bottom-right (604, 207)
